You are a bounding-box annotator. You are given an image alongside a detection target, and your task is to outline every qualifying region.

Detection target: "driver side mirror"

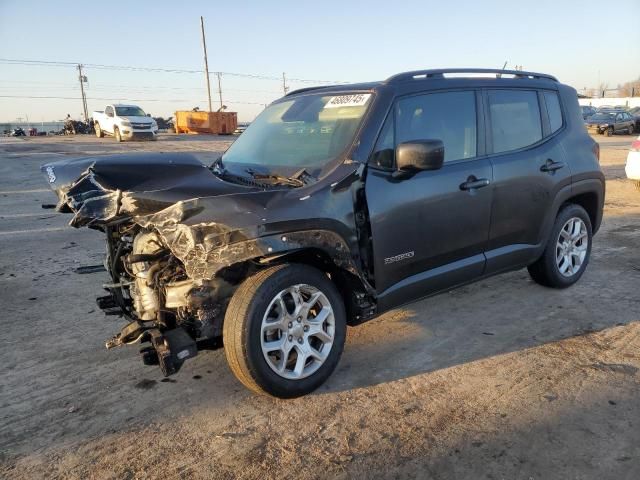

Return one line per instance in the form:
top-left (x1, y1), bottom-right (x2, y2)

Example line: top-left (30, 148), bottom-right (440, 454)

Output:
top-left (393, 140), bottom-right (444, 179)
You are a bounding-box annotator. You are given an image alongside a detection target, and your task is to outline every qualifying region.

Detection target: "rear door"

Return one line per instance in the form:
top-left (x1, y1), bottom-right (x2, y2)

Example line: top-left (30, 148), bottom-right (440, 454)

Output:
top-left (365, 90), bottom-right (493, 306)
top-left (484, 88), bottom-right (572, 272)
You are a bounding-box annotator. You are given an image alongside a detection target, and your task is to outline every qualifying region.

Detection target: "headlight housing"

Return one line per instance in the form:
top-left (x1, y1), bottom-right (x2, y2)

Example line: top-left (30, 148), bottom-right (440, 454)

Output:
top-left (121, 120), bottom-right (131, 126)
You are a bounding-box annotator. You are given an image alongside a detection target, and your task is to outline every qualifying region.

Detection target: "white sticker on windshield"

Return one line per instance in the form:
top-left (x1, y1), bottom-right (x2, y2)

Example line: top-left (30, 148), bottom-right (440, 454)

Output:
top-left (324, 94), bottom-right (371, 109)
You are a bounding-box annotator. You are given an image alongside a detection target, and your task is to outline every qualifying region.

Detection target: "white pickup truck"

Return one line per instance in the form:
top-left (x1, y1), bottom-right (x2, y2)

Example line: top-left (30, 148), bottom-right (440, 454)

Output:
top-left (93, 104), bottom-right (158, 141)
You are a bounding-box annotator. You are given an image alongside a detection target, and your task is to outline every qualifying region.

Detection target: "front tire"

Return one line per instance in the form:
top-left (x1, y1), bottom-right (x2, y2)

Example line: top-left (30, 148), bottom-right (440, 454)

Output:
top-left (607, 126), bottom-right (614, 137)
top-left (223, 264), bottom-right (346, 398)
top-left (528, 204), bottom-right (592, 288)
top-left (628, 124), bottom-right (635, 135)
top-left (114, 126), bottom-right (122, 142)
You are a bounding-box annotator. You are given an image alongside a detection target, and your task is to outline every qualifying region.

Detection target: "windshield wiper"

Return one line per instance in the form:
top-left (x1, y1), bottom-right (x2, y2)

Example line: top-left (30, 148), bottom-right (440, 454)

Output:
top-left (211, 158), bottom-right (315, 189)
top-left (245, 167), bottom-right (315, 188)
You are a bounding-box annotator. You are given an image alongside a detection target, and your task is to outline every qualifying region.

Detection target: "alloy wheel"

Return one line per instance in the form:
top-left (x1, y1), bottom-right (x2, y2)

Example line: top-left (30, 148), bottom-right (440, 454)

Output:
top-left (260, 284), bottom-right (335, 380)
top-left (555, 217), bottom-right (588, 277)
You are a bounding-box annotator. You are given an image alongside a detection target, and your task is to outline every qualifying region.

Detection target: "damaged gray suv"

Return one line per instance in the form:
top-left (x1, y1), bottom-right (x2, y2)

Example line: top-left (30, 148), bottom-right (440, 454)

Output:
top-left (43, 69), bottom-right (605, 398)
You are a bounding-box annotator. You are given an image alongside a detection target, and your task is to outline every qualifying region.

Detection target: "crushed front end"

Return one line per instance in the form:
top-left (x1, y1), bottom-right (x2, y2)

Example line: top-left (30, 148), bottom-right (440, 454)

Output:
top-left (100, 224), bottom-right (233, 375)
top-left (40, 153), bottom-right (253, 376)
top-left (41, 151), bottom-right (372, 379)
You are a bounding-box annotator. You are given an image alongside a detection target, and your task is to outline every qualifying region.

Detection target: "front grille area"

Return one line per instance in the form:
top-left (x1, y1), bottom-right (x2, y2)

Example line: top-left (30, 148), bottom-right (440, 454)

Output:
top-left (132, 132), bottom-right (155, 139)
top-left (131, 123), bottom-right (152, 130)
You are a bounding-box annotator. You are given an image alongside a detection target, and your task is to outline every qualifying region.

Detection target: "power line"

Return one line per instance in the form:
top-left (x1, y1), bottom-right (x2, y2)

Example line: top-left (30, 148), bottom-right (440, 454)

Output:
top-left (0, 94), bottom-right (270, 105)
top-left (0, 58), bottom-right (344, 84)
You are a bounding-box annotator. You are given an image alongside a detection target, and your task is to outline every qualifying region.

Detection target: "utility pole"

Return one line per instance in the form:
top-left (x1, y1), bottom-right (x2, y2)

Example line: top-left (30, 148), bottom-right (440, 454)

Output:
top-left (77, 64), bottom-right (89, 121)
top-left (282, 72), bottom-right (289, 95)
top-left (216, 72), bottom-right (223, 110)
top-left (200, 16), bottom-right (213, 112)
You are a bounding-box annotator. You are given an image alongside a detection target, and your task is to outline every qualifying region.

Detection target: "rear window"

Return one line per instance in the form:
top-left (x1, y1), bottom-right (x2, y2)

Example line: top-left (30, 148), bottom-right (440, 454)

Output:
top-left (544, 91), bottom-right (563, 133)
top-left (488, 90), bottom-right (542, 154)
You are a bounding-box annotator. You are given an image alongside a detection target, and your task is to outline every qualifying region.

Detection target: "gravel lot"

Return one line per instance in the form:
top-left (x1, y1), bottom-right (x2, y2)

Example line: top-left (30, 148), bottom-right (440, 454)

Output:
top-left (0, 133), bottom-right (638, 479)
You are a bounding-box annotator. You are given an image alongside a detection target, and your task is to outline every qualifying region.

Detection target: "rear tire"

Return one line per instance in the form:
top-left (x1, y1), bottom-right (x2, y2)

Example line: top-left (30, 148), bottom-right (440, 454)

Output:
top-left (223, 264), bottom-right (346, 398)
top-left (528, 204), bottom-right (592, 288)
top-left (95, 123), bottom-right (104, 138)
top-left (607, 126), bottom-right (614, 137)
top-left (634, 180), bottom-right (640, 192)
top-left (114, 126), bottom-right (122, 142)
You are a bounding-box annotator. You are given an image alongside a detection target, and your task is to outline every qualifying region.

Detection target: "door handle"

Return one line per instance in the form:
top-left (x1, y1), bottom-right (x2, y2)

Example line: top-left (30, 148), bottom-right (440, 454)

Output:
top-left (459, 176), bottom-right (490, 191)
top-left (540, 159), bottom-right (566, 173)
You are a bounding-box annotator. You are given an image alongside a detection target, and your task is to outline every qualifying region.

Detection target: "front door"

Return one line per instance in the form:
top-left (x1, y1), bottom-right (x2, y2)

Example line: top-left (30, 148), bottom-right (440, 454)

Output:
top-left (365, 90), bottom-right (493, 309)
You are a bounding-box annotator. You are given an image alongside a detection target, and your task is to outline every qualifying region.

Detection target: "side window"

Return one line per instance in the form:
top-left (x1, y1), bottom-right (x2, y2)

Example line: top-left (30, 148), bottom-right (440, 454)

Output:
top-left (396, 91), bottom-right (477, 162)
top-left (543, 91), bottom-right (563, 133)
top-left (488, 90), bottom-right (542, 154)
top-left (105, 106), bottom-right (113, 116)
top-left (370, 112), bottom-right (395, 169)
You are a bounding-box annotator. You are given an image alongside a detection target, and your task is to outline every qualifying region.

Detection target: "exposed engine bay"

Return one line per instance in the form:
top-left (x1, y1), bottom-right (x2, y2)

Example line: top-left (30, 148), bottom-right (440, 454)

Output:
top-left (100, 223), bottom-right (243, 376)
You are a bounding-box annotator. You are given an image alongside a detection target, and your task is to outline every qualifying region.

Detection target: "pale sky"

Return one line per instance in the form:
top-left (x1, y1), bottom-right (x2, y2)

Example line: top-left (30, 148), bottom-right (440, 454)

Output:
top-left (1, 0), bottom-right (639, 123)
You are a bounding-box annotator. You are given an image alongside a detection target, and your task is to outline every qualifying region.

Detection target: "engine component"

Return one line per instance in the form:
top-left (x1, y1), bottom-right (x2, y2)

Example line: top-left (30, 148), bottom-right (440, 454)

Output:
top-left (164, 279), bottom-right (194, 308)
top-left (105, 320), bottom-right (151, 349)
top-left (150, 328), bottom-right (198, 376)
top-left (128, 231), bottom-right (164, 321)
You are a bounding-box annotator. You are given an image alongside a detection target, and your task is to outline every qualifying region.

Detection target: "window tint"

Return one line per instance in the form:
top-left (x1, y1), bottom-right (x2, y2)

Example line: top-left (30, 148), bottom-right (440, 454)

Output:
top-left (396, 91), bottom-right (476, 162)
top-left (488, 90), bottom-right (542, 153)
top-left (544, 91), bottom-right (563, 133)
top-left (370, 112), bottom-right (395, 169)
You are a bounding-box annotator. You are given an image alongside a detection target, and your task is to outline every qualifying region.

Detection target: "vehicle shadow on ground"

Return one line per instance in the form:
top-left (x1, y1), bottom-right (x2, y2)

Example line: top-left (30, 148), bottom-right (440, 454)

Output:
top-left (319, 212), bottom-right (640, 394)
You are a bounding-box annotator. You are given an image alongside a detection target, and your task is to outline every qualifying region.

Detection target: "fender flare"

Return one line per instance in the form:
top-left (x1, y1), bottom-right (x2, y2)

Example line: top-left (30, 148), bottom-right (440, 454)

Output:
top-left (538, 177), bottom-right (605, 253)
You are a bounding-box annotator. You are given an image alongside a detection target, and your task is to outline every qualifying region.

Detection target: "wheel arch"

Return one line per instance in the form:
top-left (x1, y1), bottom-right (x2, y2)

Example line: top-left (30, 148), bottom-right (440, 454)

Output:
top-left (565, 191), bottom-right (600, 233)
top-left (219, 246), bottom-right (372, 325)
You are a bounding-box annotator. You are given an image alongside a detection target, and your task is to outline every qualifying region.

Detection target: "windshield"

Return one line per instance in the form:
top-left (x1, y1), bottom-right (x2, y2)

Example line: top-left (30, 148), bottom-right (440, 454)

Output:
top-left (590, 113), bottom-right (615, 121)
top-left (115, 106), bottom-right (147, 117)
top-left (222, 92), bottom-right (372, 173)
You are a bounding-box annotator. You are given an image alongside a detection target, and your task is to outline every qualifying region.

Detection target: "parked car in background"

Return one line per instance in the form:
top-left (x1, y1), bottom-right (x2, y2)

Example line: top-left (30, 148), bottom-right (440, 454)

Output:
top-left (629, 106), bottom-right (640, 132)
top-left (580, 105), bottom-right (597, 119)
top-left (43, 68), bottom-right (605, 397)
top-left (233, 122), bottom-right (250, 135)
top-left (585, 111), bottom-right (635, 136)
top-left (93, 104), bottom-right (158, 142)
top-left (626, 135), bottom-right (640, 191)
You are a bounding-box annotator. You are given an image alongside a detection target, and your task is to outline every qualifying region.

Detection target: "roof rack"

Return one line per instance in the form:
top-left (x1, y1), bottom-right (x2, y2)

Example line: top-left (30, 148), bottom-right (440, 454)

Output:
top-left (285, 86), bottom-right (328, 96)
top-left (385, 68), bottom-right (558, 84)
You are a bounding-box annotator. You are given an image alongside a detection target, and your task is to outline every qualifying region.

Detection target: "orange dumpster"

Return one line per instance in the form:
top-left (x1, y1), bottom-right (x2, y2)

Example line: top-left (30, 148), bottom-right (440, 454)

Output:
top-left (174, 111), bottom-right (237, 135)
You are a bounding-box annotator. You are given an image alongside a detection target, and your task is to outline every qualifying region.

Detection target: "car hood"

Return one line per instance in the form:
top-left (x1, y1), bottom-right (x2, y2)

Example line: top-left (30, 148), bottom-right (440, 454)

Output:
top-left (121, 116), bottom-right (154, 124)
top-left (41, 152), bottom-right (364, 282)
top-left (41, 152), bottom-right (260, 226)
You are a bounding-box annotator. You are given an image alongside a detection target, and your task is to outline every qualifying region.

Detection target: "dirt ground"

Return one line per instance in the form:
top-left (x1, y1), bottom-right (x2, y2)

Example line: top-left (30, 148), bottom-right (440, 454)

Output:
top-left (0, 133), bottom-right (638, 480)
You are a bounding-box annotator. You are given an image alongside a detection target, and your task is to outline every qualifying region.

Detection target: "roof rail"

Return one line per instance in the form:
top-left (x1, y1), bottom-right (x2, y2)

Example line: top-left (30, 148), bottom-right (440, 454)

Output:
top-left (285, 86), bottom-right (328, 96)
top-left (385, 68), bottom-right (558, 84)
